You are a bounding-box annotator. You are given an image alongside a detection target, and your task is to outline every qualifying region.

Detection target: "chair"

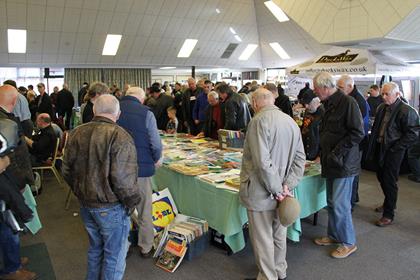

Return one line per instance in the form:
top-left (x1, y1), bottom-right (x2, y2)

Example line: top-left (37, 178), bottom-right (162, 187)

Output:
top-left (56, 131), bottom-right (68, 162)
top-left (32, 138), bottom-right (62, 185)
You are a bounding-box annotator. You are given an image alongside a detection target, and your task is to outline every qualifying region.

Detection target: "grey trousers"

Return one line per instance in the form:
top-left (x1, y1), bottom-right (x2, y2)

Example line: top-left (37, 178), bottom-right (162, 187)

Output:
top-left (247, 209), bottom-right (287, 280)
top-left (136, 177), bottom-right (154, 254)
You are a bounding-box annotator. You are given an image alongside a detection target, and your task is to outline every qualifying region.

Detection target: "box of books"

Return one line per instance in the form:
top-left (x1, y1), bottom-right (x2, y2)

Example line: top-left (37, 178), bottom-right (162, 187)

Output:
top-left (184, 231), bottom-right (210, 261)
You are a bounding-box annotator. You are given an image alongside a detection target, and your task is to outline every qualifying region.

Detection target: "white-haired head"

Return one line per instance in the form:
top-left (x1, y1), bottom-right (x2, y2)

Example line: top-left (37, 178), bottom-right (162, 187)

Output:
top-left (93, 94), bottom-right (120, 122)
top-left (251, 88), bottom-right (275, 113)
top-left (126, 86), bottom-right (146, 103)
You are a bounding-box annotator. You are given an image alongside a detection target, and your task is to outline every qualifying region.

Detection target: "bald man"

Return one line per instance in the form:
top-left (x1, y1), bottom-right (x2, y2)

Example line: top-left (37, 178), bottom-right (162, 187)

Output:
top-left (25, 113), bottom-right (57, 166)
top-left (63, 94), bottom-right (141, 280)
top-left (0, 85), bottom-right (37, 280)
top-left (241, 88), bottom-right (305, 280)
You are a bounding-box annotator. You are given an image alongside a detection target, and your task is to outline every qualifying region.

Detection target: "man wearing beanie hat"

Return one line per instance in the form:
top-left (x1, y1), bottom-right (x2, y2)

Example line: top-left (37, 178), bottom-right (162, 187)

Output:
top-left (240, 88), bottom-right (305, 280)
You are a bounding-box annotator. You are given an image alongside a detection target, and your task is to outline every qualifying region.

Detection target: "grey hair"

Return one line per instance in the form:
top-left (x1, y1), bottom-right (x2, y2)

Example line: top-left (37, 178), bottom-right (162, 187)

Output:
top-left (338, 74), bottom-right (354, 87)
top-left (88, 82), bottom-right (109, 98)
top-left (126, 86), bottom-right (145, 100)
top-left (187, 77), bottom-right (196, 83)
top-left (207, 91), bottom-right (219, 100)
top-left (313, 72), bottom-right (336, 89)
top-left (383, 82), bottom-right (400, 95)
top-left (93, 94), bottom-right (120, 117)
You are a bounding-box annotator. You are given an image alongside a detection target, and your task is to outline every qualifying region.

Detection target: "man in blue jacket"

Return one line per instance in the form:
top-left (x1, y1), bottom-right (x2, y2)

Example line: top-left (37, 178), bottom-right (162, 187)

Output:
top-left (118, 87), bottom-right (163, 257)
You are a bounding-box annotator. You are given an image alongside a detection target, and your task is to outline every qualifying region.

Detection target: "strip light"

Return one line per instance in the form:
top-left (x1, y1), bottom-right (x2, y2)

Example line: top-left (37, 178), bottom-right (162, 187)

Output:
top-left (234, 35), bottom-right (242, 42)
top-left (8, 29), bottom-right (27, 53)
top-left (229, 27), bottom-right (236, 34)
top-left (264, 1), bottom-right (289, 22)
top-left (160, 67), bottom-right (177, 70)
top-left (177, 39), bottom-right (198, 58)
top-left (269, 42), bottom-right (290, 59)
top-left (239, 44), bottom-right (258, 61)
top-left (102, 34), bottom-right (122, 56)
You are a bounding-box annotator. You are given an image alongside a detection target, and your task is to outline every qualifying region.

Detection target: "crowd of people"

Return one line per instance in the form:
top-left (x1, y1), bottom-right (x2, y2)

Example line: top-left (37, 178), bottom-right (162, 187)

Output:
top-left (1, 72), bottom-right (420, 280)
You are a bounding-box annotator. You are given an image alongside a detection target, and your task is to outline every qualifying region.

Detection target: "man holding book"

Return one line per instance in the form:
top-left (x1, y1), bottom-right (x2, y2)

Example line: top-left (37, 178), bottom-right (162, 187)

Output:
top-left (240, 88), bottom-right (305, 280)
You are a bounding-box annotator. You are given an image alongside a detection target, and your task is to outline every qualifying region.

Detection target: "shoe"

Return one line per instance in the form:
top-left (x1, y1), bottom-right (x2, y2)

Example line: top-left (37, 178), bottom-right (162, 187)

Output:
top-left (139, 248), bottom-right (154, 258)
top-left (375, 217), bottom-right (393, 227)
top-left (20, 257), bottom-right (29, 266)
top-left (314, 236), bottom-right (339, 246)
top-left (408, 174), bottom-right (420, 183)
top-left (0, 269), bottom-right (37, 280)
top-left (331, 245), bottom-right (357, 259)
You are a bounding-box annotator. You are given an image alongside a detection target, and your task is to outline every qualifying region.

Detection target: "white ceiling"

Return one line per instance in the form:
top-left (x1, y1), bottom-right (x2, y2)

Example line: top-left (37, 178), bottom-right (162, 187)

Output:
top-left (0, 0), bottom-right (420, 68)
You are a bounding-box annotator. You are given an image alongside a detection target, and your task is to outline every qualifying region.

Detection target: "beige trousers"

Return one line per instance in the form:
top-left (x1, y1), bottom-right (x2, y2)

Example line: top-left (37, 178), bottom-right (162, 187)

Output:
top-left (136, 177), bottom-right (154, 254)
top-left (247, 209), bottom-right (287, 280)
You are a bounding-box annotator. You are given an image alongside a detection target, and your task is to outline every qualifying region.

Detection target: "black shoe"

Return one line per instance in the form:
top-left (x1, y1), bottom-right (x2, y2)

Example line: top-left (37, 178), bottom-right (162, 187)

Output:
top-left (408, 174), bottom-right (420, 183)
top-left (139, 248), bottom-right (154, 258)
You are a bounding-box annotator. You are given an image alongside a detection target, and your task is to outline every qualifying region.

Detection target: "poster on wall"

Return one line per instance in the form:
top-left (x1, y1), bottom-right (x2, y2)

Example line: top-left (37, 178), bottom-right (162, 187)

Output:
top-left (286, 76), bottom-right (312, 98)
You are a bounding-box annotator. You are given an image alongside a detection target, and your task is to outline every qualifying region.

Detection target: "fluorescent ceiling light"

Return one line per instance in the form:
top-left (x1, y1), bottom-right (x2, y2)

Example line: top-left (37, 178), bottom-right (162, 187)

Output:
top-left (269, 42), bottom-right (290, 59)
top-left (264, 1), bottom-right (289, 22)
top-left (229, 27), bottom-right (236, 34)
top-left (160, 67), bottom-right (177, 70)
top-left (234, 35), bottom-right (242, 42)
top-left (177, 39), bottom-right (198, 58)
top-left (239, 44), bottom-right (258, 61)
top-left (8, 29), bottom-right (27, 53)
top-left (215, 8), bottom-right (220, 13)
top-left (102, 34), bottom-right (122, 56)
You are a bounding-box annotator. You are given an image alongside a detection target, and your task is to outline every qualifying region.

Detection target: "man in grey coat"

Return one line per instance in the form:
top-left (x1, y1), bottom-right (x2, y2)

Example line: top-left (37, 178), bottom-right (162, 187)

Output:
top-left (240, 88), bottom-right (306, 280)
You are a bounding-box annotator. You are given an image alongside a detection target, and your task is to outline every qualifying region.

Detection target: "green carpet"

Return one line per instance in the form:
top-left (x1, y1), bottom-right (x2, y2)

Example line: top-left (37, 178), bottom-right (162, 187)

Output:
top-left (21, 243), bottom-right (56, 280)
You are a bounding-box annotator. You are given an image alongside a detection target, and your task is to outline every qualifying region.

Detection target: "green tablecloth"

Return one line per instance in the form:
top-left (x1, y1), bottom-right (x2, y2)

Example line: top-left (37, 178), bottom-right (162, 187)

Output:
top-left (152, 166), bottom-right (326, 253)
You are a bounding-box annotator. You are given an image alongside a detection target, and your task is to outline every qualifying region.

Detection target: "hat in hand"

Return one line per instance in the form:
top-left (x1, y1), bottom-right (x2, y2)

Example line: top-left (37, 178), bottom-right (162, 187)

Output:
top-left (277, 196), bottom-right (301, 227)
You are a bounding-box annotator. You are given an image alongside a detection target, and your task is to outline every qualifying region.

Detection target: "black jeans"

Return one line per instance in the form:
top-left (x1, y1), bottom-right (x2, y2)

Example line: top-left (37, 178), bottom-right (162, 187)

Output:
top-left (60, 109), bottom-right (73, 130)
top-left (376, 149), bottom-right (405, 220)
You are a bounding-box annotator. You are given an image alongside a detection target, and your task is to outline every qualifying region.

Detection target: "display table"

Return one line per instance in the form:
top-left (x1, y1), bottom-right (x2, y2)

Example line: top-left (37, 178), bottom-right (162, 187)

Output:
top-left (152, 166), bottom-right (326, 253)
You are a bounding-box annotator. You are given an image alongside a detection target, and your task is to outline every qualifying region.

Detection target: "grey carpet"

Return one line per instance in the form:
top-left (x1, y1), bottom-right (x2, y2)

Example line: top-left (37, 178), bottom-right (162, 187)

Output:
top-left (20, 170), bottom-right (420, 280)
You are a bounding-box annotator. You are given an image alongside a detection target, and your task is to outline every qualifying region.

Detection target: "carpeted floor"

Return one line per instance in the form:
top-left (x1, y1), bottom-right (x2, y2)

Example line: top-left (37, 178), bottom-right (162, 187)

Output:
top-left (20, 170), bottom-right (420, 280)
top-left (20, 243), bottom-right (56, 280)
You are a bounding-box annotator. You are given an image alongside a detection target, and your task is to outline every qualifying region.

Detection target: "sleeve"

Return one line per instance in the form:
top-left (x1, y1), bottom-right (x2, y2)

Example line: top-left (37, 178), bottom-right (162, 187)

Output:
top-left (109, 132), bottom-right (141, 210)
top-left (247, 119), bottom-right (282, 194)
top-left (145, 111), bottom-right (163, 162)
top-left (192, 94), bottom-right (199, 121)
top-left (284, 135), bottom-right (306, 189)
top-left (390, 108), bottom-right (420, 152)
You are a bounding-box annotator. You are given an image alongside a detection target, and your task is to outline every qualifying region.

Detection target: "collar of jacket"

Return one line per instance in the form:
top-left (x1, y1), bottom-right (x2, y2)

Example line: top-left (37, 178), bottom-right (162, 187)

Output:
top-left (324, 89), bottom-right (344, 109)
top-left (256, 104), bottom-right (279, 115)
top-left (121, 95), bottom-right (141, 104)
top-left (91, 116), bottom-right (115, 124)
top-left (386, 97), bottom-right (401, 112)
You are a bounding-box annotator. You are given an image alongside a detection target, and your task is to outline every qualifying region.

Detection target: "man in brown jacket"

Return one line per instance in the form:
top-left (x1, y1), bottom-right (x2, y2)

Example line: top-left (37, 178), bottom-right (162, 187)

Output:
top-left (63, 94), bottom-right (141, 280)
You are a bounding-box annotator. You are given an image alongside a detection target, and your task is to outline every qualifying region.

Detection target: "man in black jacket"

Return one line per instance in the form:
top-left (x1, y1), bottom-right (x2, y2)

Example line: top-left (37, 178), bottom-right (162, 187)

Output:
top-left (218, 84), bottom-right (251, 131)
top-left (301, 95), bottom-right (324, 160)
top-left (82, 82), bottom-right (109, 123)
top-left (25, 113), bottom-right (57, 166)
top-left (182, 78), bottom-right (204, 135)
top-left (312, 72), bottom-right (364, 259)
top-left (367, 82), bottom-right (420, 227)
top-left (57, 83), bottom-right (75, 130)
top-left (265, 83), bottom-right (293, 118)
top-left (0, 86), bottom-right (37, 280)
top-left (35, 83), bottom-right (53, 119)
top-left (150, 85), bottom-right (173, 130)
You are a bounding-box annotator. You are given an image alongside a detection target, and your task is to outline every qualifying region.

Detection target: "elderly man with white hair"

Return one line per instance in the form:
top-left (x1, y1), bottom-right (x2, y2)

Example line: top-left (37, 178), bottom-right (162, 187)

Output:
top-left (367, 82), bottom-right (420, 226)
top-left (117, 86), bottom-right (162, 258)
top-left (63, 94), bottom-right (141, 280)
top-left (312, 72), bottom-right (364, 259)
top-left (240, 88), bottom-right (305, 280)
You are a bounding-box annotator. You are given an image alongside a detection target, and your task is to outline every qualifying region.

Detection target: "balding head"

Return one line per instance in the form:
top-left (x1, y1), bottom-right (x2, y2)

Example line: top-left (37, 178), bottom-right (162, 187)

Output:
top-left (126, 87), bottom-right (146, 103)
top-left (63, 83), bottom-right (69, 90)
top-left (0, 85), bottom-right (19, 112)
top-left (264, 83), bottom-right (279, 98)
top-left (187, 77), bottom-right (196, 90)
top-left (251, 88), bottom-right (275, 113)
top-left (36, 113), bottom-right (51, 128)
top-left (93, 94), bottom-right (120, 122)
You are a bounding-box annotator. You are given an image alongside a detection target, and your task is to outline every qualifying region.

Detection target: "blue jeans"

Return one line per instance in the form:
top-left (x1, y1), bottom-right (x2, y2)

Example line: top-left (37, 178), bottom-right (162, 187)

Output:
top-left (326, 177), bottom-right (356, 246)
top-left (0, 222), bottom-right (21, 275)
top-left (80, 204), bottom-right (130, 280)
